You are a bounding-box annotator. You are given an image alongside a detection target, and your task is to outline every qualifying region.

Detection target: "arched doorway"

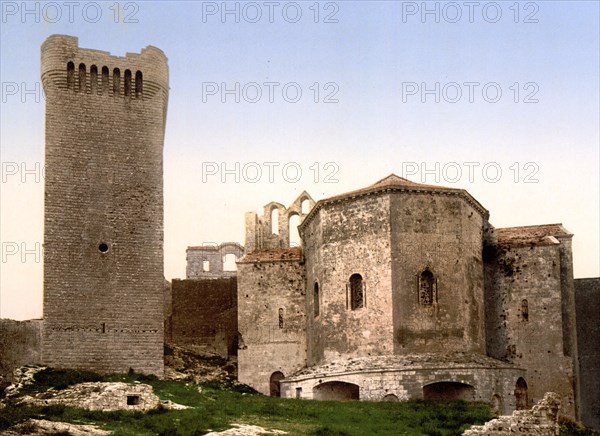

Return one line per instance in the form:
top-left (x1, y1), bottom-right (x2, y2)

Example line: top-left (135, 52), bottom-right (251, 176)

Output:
top-left (269, 371), bottom-right (285, 397)
top-left (423, 382), bottom-right (475, 401)
top-left (515, 377), bottom-right (528, 410)
top-left (313, 381), bottom-right (359, 400)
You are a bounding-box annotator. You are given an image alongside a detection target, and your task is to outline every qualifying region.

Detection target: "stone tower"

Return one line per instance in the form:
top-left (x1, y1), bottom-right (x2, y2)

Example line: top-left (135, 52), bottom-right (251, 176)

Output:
top-left (41, 35), bottom-right (168, 376)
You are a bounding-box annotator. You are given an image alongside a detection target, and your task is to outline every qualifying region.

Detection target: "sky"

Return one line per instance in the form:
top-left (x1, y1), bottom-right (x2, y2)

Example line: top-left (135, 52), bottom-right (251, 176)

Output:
top-left (0, 1), bottom-right (598, 320)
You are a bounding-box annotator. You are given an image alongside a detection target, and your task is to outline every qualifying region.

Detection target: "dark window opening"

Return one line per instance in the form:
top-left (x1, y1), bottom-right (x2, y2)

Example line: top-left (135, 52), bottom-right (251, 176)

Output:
top-left (78, 63), bottom-right (86, 92)
top-left (278, 308), bottom-right (284, 329)
top-left (419, 270), bottom-right (436, 306)
top-left (113, 68), bottom-right (120, 95)
top-left (521, 299), bottom-right (529, 322)
top-left (90, 65), bottom-right (98, 93)
top-left (295, 387), bottom-right (302, 398)
top-left (313, 282), bottom-right (320, 317)
top-left (135, 70), bottom-right (143, 98)
top-left (101, 66), bottom-right (109, 93)
top-left (350, 273), bottom-right (364, 310)
top-left (66, 62), bottom-right (75, 89)
top-left (98, 243), bottom-right (109, 253)
top-left (126, 395), bottom-right (140, 406)
top-left (124, 69), bottom-right (132, 97)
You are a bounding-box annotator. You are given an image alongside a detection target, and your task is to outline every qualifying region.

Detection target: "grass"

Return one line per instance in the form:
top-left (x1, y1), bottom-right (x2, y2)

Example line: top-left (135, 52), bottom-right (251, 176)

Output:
top-left (0, 368), bottom-right (496, 436)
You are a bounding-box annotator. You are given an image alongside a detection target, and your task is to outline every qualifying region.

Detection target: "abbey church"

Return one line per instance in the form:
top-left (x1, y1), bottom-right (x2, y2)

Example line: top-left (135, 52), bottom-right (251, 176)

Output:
top-left (234, 174), bottom-right (580, 419)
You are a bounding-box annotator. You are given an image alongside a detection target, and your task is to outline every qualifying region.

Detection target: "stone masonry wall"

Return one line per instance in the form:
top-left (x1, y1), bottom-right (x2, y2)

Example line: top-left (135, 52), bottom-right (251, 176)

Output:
top-left (41, 35), bottom-right (168, 376)
top-left (169, 278), bottom-right (238, 357)
top-left (484, 238), bottom-right (576, 417)
top-left (237, 256), bottom-right (306, 395)
top-left (575, 277), bottom-right (600, 430)
top-left (186, 243), bottom-right (244, 279)
top-left (390, 191), bottom-right (486, 355)
top-left (303, 194), bottom-right (393, 365)
top-left (0, 319), bottom-right (42, 379)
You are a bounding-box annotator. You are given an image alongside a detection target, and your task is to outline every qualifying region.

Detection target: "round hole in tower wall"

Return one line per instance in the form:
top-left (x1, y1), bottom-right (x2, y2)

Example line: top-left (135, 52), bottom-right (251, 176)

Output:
top-left (98, 243), bottom-right (109, 253)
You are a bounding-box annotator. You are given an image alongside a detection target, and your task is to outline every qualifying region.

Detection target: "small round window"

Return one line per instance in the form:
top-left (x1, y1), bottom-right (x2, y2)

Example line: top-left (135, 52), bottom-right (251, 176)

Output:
top-left (98, 243), bottom-right (109, 253)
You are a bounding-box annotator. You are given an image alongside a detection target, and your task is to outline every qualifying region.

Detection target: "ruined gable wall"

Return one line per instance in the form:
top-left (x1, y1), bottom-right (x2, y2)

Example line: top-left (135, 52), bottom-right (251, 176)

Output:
top-left (303, 194), bottom-right (393, 366)
top-left (170, 278), bottom-right (238, 357)
top-left (41, 35), bottom-right (168, 375)
top-left (575, 277), bottom-right (600, 430)
top-left (0, 319), bottom-right (42, 379)
top-left (485, 241), bottom-right (575, 417)
top-left (390, 192), bottom-right (486, 354)
top-left (237, 259), bottom-right (306, 395)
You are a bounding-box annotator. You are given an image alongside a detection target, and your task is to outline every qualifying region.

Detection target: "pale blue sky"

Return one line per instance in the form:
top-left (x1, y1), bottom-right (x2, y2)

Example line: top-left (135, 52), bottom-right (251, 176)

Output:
top-left (1, 1), bottom-right (599, 319)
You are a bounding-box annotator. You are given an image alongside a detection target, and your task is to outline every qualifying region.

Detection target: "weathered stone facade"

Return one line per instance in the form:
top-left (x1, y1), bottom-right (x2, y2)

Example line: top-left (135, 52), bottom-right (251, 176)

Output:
top-left (237, 175), bottom-right (584, 420)
top-left (186, 243), bottom-right (244, 279)
top-left (168, 278), bottom-right (238, 357)
top-left (41, 35), bottom-right (168, 376)
top-left (575, 277), bottom-right (600, 430)
top-left (0, 320), bottom-right (42, 379)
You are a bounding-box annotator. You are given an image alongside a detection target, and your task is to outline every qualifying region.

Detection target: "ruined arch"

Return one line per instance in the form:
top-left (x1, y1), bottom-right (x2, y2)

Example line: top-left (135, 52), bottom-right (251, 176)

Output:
top-left (271, 207), bottom-right (279, 235)
top-left (270, 371), bottom-right (285, 397)
top-left (288, 213), bottom-right (301, 247)
top-left (313, 381), bottom-right (359, 400)
top-left (382, 393), bottom-right (399, 402)
top-left (515, 377), bottom-right (528, 410)
top-left (422, 381), bottom-right (475, 401)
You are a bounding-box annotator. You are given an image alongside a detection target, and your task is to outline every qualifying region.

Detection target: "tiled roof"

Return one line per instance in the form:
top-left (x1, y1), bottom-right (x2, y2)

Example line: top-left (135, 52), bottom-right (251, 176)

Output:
top-left (495, 224), bottom-right (572, 247)
top-left (299, 174), bottom-right (489, 230)
top-left (238, 247), bottom-right (302, 263)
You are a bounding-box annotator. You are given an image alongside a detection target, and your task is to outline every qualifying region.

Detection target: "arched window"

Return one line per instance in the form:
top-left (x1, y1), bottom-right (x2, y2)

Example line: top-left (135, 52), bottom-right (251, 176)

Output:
top-left (271, 208), bottom-right (279, 235)
top-left (112, 68), bottom-right (120, 95)
top-left (288, 213), bottom-right (300, 247)
top-left (350, 273), bottom-right (364, 310)
top-left (515, 378), bottom-right (528, 410)
top-left (66, 62), bottom-right (75, 89)
top-left (521, 299), bottom-right (529, 322)
top-left (124, 69), bottom-right (132, 97)
top-left (278, 308), bottom-right (284, 329)
top-left (313, 282), bottom-right (320, 317)
top-left (301, 199), bottom-right (311, 214)
top-left (222, 253), bottom-right (237, 272)
top-left (419, 270), bottom-right (436, 306)
top-left (101, 66), bottom-right (109, 93)
top-left (90, 65), bottom-right (98, 93)
top-left (135, 70), bottom-right (143, 98)
top-left (78, 63), bottom-right (86, 92)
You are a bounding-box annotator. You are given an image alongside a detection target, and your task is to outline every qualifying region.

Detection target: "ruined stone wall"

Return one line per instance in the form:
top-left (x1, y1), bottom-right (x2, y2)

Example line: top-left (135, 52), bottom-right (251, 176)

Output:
top-left (485, 239), bottom-right (576, 417)
top-left (575, 277), bottom-right (600, 430)
top-left (169, 278), bottom-right (238, 357)
top-left (237, 255), bottom-right (306, 395)
top-left (0, 319), bottom-right (42, 379)
top-left (302, 194), bottom-right (394, 365)
top-left (390, 192), bottom-right (486, 355)
top-left (41, 35), bottom-right (168, 376)
top-left (186, 243), bottom-right (244, 279)
top-left (245, 193), bottom-right (314, 252)
top-left (463, 392), bottom-right (561, 436)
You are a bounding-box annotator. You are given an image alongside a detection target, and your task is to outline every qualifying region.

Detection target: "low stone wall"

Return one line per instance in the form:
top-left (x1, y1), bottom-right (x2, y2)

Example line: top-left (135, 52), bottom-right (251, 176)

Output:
top-left (0, 319), bottom-right (42, 379)
top-left (462, 392), bottom-right (561, 435)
